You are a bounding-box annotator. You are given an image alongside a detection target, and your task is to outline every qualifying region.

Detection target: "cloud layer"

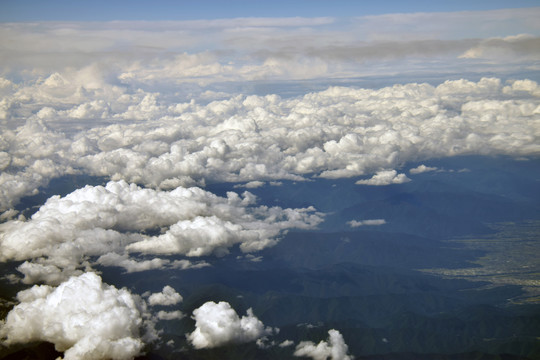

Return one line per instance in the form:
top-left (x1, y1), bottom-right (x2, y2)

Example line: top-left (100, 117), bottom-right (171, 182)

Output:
top-left (1, 8), bottom-right (539, 83)
top-left (1, 76), bottom-right (539, 213)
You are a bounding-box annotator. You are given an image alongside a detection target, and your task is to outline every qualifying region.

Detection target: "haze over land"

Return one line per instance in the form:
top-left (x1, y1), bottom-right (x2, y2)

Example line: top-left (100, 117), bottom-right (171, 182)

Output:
top-left (0, 1), bottom-right (539, 359)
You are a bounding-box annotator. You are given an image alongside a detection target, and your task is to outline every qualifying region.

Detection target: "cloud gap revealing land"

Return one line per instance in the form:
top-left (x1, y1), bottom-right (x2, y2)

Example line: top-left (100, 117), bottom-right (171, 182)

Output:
top-left (1, 4), bottom-right (540, 360)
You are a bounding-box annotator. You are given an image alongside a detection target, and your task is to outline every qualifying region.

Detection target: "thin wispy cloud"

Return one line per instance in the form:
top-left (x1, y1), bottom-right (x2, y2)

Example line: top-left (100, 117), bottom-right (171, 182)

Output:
top-left (1, 8), bottom-right (539, 82)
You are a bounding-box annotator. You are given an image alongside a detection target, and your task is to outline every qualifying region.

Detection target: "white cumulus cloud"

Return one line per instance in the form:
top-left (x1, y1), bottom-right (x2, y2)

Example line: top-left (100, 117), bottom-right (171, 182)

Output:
top-left (187, 301), bottom-right (276, 349)
top-left (294, 329), bottom-right (353, 360)
top-left (0, 180), bottom-right (322, 284)
top-left (148, 285), bottom-right (183, 306)
top-left (355, 170), bottom-right (411, 186)
top-left (1, 77), bottom-right (540, 212)
top-left (0, 272), bottom-right (155, 360)
top-left (96, 253), bottom-right (210, 274)
top-left (409, 164), bottom-right (438, 174)
top-left (156, 310), bottom-right (184, 321)
top-left (280, 339), bottom-right (295, 347)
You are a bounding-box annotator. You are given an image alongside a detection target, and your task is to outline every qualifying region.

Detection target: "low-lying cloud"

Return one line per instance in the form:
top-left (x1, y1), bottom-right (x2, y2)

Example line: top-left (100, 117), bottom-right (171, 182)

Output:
top-left (409, 164), bottom-right (438, 174)
top-left (348, 219), bottom-right (386, 227)
top-left (294, 329), bottom-right (352, 360)
top-left (147, 285), bottom-right (183, 307)
top-left (187, 301), bottom-right (275, 349)
top-left (2, 77), bottom-right (539, 213)
top-left (0, 272), bottom-right (155, 360)
top-left (355, 170), bottom-right (411, 186)
top-left (0, 180), bottom-right (322, 284)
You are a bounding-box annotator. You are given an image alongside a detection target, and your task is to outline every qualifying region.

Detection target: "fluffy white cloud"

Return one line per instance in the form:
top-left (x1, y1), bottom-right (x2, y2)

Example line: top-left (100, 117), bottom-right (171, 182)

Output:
top-left (0, 118), bottom-right (75, 211)
top-left (1, 77), bottom-right (540, 212)
top-left (0, 272), bottom-right (155, 360)
top-left (347, 219), bottom-right (386, 228)
top-left (187, 301), bottom-right (275, 349)
top-left (355, 170), bottom-right (411, 186)
top-left (0, 180), bottom-right (321, 284)
top-left (294, 329), bottom-right (352, 360)
top-left (96, 253), bottom-right (171, 274)
top-left (279, 339), bottom-right (295, 347)
top-left (147, 286), bottom-right (183, 307)
top-left (16, 260), bottom-right (86, 286)
top-left (409, 164), bottom-right (438, 174)
top-left (96, 253), bottom-right (210, 273)
top-left (156, 310), bottom-right (184, 321)
top-left (235, 180), bottom-right (266, 189)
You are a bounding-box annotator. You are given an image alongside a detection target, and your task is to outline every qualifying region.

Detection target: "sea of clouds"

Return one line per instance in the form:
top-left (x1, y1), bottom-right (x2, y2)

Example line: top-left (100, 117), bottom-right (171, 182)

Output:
top-left (1, 75), bottom-right (538, 213)
top-left (1, 8), bottom-right (540, 360)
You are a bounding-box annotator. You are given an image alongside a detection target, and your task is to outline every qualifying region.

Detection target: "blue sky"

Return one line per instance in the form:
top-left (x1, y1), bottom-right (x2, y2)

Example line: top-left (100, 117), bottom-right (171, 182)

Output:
top-left (1, 0), bottom-right (540, 21)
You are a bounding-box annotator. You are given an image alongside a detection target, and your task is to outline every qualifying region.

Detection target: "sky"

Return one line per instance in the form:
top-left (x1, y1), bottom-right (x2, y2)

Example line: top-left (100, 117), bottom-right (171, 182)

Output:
top-left (2, 0), bottom-right (540, 21)
top-left (0, 1), bottom-right (540, 360)
top-left (1, 2), bottom-right (539, 87)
